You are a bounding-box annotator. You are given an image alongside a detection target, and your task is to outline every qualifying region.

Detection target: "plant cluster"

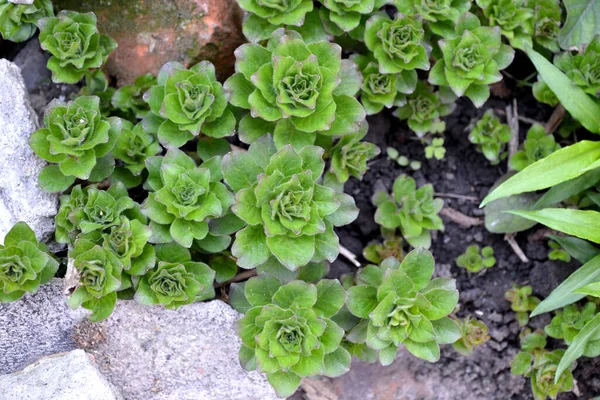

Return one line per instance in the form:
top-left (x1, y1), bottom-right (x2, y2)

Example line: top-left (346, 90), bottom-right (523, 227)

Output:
top-left (469, 111), bottom-right (513, 165)
top-left (452, 316), bottom-right (490, 356)
top-left (456, 245), bottom-right (495, 273)
top-left (505, 284), bottom-right (541, 327)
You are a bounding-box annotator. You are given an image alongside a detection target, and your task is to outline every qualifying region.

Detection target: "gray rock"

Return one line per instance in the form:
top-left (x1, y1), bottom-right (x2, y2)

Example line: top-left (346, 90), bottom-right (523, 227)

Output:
top-left (0, 350), bottom-right (123, 400)
top-left (13, 38), bottom-right (51, 92)
top-left (83, 300), bottom-right (278, 400)
top-left (8, 0), bottom-right (35, 4)
top-left (0, 59), bottom-right (58, 244)
top-left (0, 279), bottom-right (87, 375)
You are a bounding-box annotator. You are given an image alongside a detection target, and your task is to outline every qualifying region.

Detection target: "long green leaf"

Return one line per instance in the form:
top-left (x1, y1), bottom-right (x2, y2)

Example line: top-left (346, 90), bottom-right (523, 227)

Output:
top-left (531, 254), bottom-right (600, 317)
top-left (547, 234), bottom-right (600, 264)
top-left (556, 314), bottom-right (600, 383)
top-left (509, 209), bottom-right (600, 244)
top-left (525, 47), bottom-right (600, 133)
top-left (559, 0), bottom-right (600, 50)
top-left (535, 168), bottom-right (600, 209)
top-left (480, 141), bottom-right (600, 207)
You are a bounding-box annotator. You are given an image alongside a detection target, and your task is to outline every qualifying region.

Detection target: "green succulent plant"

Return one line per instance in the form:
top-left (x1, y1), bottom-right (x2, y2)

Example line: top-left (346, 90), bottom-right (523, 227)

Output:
top-left (425, 138), bottom-right (446, 160)
top-left (112, 120), bottom-right (162, 184)
top-left (394, 0), bottom-right (471, 39)
top-left (222, 135), bottom-right (358, 271)
top-left (364, 13), bottom-right (430, 74)
top-left (329, 122), bottom-right (380, 183)
top-left (452, 316), bottom-right (490, 356)
top-left (547, 240), bottom-right (571, 263)
top-left (545, 303), bottom-right (600, 357)
top-left (394, 82), bottom-right (454, 137)
top-left (468, 110), bottom-right (513, 165)
top-left (0, 222), bottom-right (58, 303)
top-left (233, 277), bottom-right (350, 397)
top-left (225, 29), bottom-right (365, 149)
top-left (351, 53), bottom-right (416, 115)
top-left (112, 73), bottom-right (157, 120)
top-left (456, 245), bottom-right (496, 273)
top-left (0, 0), bottom-right (53, 42)
top-left (142, 148), bottom-right (234, 249)
top-left (55, 182), bottom-right (137, 245)
top-left (554, 36), bottom-right (600, 99)
top-left (363, 231), bottom-right (405, 265)
top-left (527, 0), bottom-right (561, 53)
top-left (509, 124), bottom-right (560, 171)
top-left (505, 284), bottom-right (541, 326)
top-left (532, 78), bottom-right (559, 107)
top-left (318, 0), bottom-right (390, 33)
top-left (429, 12), bottom-right (515, 107)
top-left (75, 71), bottom-right (118, 118)
top-left (67, 238), bottom-right (125, 321)
top-left (135, 259), bottom-right (215, 309)
top-left (29, 96), bottom-right (122, 192)
top-left (475, 0), bottom-right (534, 49)
top-left (143, 61), bottom-right (235, 148)
top-left (373, 174), bottom-right (444, 248)
top-left (346, 250), bottom-right (461, 364)
top-left (511, 331), bottom-right (575, 400)
top-left (38, 10), bottom-right (117, 84)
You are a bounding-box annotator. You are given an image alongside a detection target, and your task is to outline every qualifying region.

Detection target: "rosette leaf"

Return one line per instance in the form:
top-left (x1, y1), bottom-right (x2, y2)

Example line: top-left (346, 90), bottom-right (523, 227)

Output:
top-left (234, 277), bottom-right (349, 397)
top-left (329, 122), bottom-right (380, 183)
top-left (0, 222), bottom-right (58, 303)
top-left (545, 303), bottom-right (600, 357)
top-left (509, 124), bottom-right (560, 171)
top-left (428, 13), bottom-right (515, 107)
top-left (67, 238), bottom-right (125, 321)
top-left (38, 10), bottom-right (117, 84)
top-left (55, 182), bottom-right (138, 244)
top-left (455, 245), bottom-right (496, 273)
top-left (527, 0), bottom-right (562, 53)
top-left (141, 149), bottom-right (234, 248)
top-left (475, 0), bottom-right (534, 49)
top-left (394, 81), bottom-right (454, 137)
top-left (468, 110), bottom-right (513, 165)
top-left (365, 13), bottom-right (430, 74)
top-left (222, 135), bottom-right (359, 271)
top-left (346, 250), bottom-right (461, 365)
top-left (452, 316), bottom-right (490, 356)
top-left (135, 260), bottom-right (215, 309)
top-left (373, 174), bottom-right (444, 248)
top-left (394, 0), bottom-right (471, 38)
top-left (112, 73), bottom-right (157, 120)
top-left (113, 120), bottom-right (162, 178)
top-left (351, 53), bottom-right (415, 115)
top-left (29, 96), bottom-right (122, 192)
top-left (224, 29), bottom-right (365, 149)
top-left (237, 0), bottom-right (313, 37)
top-left (555, 36), bottom-right (600, 98)
top-left (143, 61), bottom-right (235, 147)
top-left (0, 0), bottom-right (53, 42)
top-left (318, 0), bottom-right (391, 33)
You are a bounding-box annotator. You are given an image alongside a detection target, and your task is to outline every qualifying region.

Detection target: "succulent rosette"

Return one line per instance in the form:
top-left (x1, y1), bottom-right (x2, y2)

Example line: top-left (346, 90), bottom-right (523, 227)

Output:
top-left (222, 135), bottom-right (359, 271)
top-left (346, 250), bottom-right (461, 364)
top-left (469, 110), bottom-right (513, 165)
top-left (351, 54), bottom-right (416, 115)
top-left (512, 348), bottom-right (575, 400)
top-left (135, 259), bottom-right (215, 309)
top-left (452, 316), bottom-right (490, 356)
top-left (555, 36), bottom-right (600, 99)
top-left (527, 0), bottom-right (561, 52)
top-left (509, 124), bottom-right (560, 171)
top-left (142, 149), bottom-right (234, 249)
top-left (545, 303), bottom-right (600, 357)
top-left (111, 73), bottom-right (157, 120)
top-left (364, 13), bottom-right (430, 74)
top-left (38, 10), bottom-right (117, 83)
top-left (428, 13), bottom-right (515, 107)
top-left (113, 120), bottom-right (162, 180)
top-left (144, 61), bottom-right (236, 148)
top-left (317, 0), bottom-right (390, 33)
top-left (55, 182), bottom-right (137, 244)
top-left (475, 0), bottom-right (534, 49)
top-left (329, 122), bottom-right (380, 183)
top-left (29, 96), bottom-right (122, 192)
top-left (0, 0), bottom-right (53, 42)
top-left (394, 0), bottom-right (471, 38)
top-left (234, 277), bottom-right (350, 397)
top-left (394, 82), bottom-right (454, 137)
top-left (0, 222), bottom-right (58, 303)
top-left (224, 29), bottom-right (365, 149)
top-left (67, 238), bottom-right (126, 321)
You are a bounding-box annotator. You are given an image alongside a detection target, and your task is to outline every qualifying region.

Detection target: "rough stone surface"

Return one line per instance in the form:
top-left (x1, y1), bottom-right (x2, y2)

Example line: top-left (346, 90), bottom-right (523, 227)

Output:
top-left (52, 0), bottom-right (246, 85)
top-left (13, 38), bottom-right (51, 92)
top-left (0, 350), bottom-right (124, 400)
top-left (77, 299), bottom-right (278, 400)
top-left (0, 59), bottom-right (58, 244)
top-left (0, 279), bottom-right (87, 375)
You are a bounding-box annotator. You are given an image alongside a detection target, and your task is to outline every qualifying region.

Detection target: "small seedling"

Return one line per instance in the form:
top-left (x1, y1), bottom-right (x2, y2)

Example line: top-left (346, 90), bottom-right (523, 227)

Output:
top-left (505, 284), bottom-right (541, 327)
top-left (425, 138), bottom-right (446, 160)
top-left (456, 245), bottom-right (496, 273)
top-left (452, 316), bottom-right (490, 356)
top-left (547, 240), bottom-right (571, 263)
top-left (469, 110), bottom-right (513, 165)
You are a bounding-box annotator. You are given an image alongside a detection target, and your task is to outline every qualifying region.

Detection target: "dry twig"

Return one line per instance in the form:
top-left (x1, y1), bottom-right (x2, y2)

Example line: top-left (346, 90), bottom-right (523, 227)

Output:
top-left (504, 233), bottom-right (529, 263)
top-left (506, 99), bottom-right (520, 170)
top-left (339, 245), bottom-right (361, 267)
top-left (435, 192), bottom-right (479, 202)
top-left (545, 104), bottom-right (566, 134)
top-left (439, 207), bottom-right (483, 228)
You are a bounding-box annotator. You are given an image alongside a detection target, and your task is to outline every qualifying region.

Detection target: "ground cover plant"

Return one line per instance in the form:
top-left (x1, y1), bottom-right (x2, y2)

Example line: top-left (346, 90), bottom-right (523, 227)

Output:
top-left (4, 0), bottom-right (600, 398)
